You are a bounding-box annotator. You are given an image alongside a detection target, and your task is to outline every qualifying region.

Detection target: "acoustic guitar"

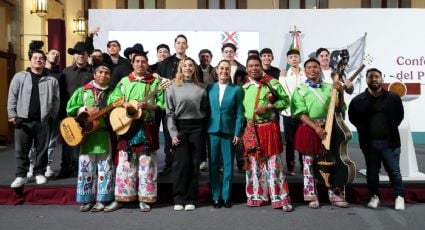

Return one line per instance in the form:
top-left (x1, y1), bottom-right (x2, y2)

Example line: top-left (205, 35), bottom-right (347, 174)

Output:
top-left (60, 97), bottom-right (125, 147)
top-left (109, 79), bottom-right (171, 135)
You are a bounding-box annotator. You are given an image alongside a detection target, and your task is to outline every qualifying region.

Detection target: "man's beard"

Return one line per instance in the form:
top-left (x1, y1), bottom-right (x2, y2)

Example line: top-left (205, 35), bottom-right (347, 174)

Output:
top-left (368, 83), bottom-right (381, 91)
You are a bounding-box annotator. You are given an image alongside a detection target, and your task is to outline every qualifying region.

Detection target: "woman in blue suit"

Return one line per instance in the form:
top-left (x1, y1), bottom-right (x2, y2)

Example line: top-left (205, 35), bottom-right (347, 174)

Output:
top-left (207, 60), bottom-right (244, 208)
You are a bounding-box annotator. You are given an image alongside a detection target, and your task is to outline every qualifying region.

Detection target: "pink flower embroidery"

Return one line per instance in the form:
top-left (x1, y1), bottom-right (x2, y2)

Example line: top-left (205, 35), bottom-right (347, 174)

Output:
top-left (147, 173), bottom-right (153, 181)
top-left (145, 183), bottom-right (156, 192)
top-left (247, 184), bottom-right (254, 195)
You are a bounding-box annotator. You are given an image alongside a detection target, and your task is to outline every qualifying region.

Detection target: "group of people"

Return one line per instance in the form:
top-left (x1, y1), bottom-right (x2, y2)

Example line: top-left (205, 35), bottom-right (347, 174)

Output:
top-left (7, 31), bottom-right (406, 212)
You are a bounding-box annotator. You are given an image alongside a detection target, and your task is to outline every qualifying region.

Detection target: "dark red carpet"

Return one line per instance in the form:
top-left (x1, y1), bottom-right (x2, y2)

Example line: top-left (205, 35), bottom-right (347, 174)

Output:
top-left (1, 183), bottom-right (424, 205)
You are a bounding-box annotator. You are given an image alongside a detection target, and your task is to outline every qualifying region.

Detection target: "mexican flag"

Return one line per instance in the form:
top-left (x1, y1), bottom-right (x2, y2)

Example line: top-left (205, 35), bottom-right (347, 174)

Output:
top-left (286, 28), bottom-right (301, 70)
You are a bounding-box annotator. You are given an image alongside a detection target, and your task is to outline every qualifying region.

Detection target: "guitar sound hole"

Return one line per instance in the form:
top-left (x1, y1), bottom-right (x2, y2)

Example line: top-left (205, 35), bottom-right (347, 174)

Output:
top-left (126, 107), bottom-right (137, 118)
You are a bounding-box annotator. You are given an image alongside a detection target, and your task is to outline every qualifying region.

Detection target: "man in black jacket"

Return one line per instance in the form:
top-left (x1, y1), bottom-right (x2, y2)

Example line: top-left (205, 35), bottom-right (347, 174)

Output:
top-left (348, 68), bottom-right (405, 210)
top-left (149, 43), bottom-right (170, 73)
top-left (57, 42), bottom-right (94, 178)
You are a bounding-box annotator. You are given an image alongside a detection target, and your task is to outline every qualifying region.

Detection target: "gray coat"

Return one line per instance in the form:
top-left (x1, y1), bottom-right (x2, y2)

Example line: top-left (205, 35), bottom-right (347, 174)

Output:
top-left (7, 70), bottom-right (60, 122)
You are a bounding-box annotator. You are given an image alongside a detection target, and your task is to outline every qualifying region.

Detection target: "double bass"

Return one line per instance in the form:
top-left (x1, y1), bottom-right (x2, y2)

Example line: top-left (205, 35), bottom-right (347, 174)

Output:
top-left (314, 49), bottom-right (356, 188)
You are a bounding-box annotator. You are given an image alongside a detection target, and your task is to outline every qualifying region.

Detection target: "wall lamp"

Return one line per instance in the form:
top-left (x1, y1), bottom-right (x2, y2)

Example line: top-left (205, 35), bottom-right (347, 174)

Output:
top-left (73, 17), bottom-right (86, 36)
top-left (30, 0), bottom-right (48, 17)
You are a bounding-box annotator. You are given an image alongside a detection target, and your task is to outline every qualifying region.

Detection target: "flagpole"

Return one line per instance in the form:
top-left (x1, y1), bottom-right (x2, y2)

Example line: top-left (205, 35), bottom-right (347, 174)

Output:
top-left (289, 26), bottom-right (301, 36)
top-left (286, 25), bottom-right (302, 70)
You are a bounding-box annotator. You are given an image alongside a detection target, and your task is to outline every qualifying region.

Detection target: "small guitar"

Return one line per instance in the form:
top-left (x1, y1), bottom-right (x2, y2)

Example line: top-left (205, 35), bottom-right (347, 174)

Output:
top-left (109, 78), bottom-right (171, 135)
top-left (60, 97), bottom-right (125, 147)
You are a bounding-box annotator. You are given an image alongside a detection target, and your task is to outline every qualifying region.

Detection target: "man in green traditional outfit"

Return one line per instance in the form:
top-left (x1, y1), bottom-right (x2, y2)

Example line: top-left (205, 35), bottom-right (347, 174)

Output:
top-left (66, 64), bottom-right (114, 212)
top-left (105, 53), bottom-right (165, 212)
top-left (242, 55), bottom-right (293, 212)
top-left (291, 58), bottom-right (349, 209)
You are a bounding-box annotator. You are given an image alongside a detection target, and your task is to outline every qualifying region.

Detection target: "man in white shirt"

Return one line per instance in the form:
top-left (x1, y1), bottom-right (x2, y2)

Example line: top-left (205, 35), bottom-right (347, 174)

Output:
top-left (279, 49), bottom-right (306, 175)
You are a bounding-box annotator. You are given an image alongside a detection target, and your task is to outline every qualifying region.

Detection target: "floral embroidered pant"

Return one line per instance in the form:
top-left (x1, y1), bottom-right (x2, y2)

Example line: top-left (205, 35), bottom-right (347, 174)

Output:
top-left (76, 153), bottom-right (114, 204)
top-left (245, 154), bottom-right (291, 208)
top-left (302, 155), bottom-right (346, 202)
top-left (114, 150), bottom-right (157, 203)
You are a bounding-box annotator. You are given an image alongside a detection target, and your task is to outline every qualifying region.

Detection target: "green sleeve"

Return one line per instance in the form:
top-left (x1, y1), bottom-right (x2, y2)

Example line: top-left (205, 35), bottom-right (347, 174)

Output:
top-left (271, 79), bottom-right (289, 111)
top-left (291, 87), bottom-right (307, 118)
top-left (155, 85), bottom-right (165, 110)
top-left (66, 88), bottom-right (84, 117)
top-left (108, 82), bottom-right (125, 105)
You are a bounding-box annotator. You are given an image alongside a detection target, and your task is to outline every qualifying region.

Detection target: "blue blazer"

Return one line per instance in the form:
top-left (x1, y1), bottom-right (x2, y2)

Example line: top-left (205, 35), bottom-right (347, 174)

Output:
top-left (207, 82), bottom-right (244, 136)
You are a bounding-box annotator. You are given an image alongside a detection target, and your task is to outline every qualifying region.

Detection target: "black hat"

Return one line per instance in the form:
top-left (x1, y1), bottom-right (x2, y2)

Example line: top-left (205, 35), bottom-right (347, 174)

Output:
top-left (68, 42), bottom-right (90, 55)
top-left (124, 43), bottom-right (149, 59)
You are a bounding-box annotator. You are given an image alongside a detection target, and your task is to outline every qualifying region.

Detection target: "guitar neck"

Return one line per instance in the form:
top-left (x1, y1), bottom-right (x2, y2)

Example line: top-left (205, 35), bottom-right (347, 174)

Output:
top-left (142, 87), bottom-right (160, 103)
top-left (323, 89), bottom-right (337, 149)
top-left (348, 64), bottom-right (366, 82)
top-left (87, 103), bottom-right (115, 123)
top-left (322, 81), bottom-right (339, 150)
top-left (87, 97), bottom-right (124, 122)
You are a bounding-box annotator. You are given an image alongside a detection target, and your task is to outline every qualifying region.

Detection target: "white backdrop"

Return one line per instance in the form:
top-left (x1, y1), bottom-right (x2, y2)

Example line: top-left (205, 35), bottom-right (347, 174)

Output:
top-left (108, 31), bottom-right (259, 66)
top-left (89, 9), bottom-right (425, 134)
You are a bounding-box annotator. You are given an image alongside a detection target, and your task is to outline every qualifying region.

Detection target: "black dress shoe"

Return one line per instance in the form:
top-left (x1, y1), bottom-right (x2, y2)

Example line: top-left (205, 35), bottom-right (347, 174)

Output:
top-left (213, 200), bottom-right (222, 208)
top-left (223, 200), bottom-right (232, 208)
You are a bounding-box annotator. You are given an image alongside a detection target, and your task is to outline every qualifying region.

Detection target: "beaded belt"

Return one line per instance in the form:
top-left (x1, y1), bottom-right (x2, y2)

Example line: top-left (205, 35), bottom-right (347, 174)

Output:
top-left (312, 118), bottom-right (326, 127)
top-left (247, 118), bottom-right (275, 125)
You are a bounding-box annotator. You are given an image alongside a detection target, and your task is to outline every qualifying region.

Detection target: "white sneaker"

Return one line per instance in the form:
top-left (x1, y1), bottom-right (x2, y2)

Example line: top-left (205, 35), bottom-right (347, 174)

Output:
top-left (26, 163), bottom-right (34, 178)
top-left (44, 165), bottom-right (55, 177)
top-left (367, 195), bottom-right (380, 209)
top-left (199, 161), bottom-right (207, 171)
top-left (395, 196), bottom-right (405, 210)
top-left (174, 205), bottom-right (184, 211)
top-left (35, 175), bottom-right (47, 185)
top-left (11, 177), bottom-right (28, 188)
top-left (184, 204), bottom-right (196, 211)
